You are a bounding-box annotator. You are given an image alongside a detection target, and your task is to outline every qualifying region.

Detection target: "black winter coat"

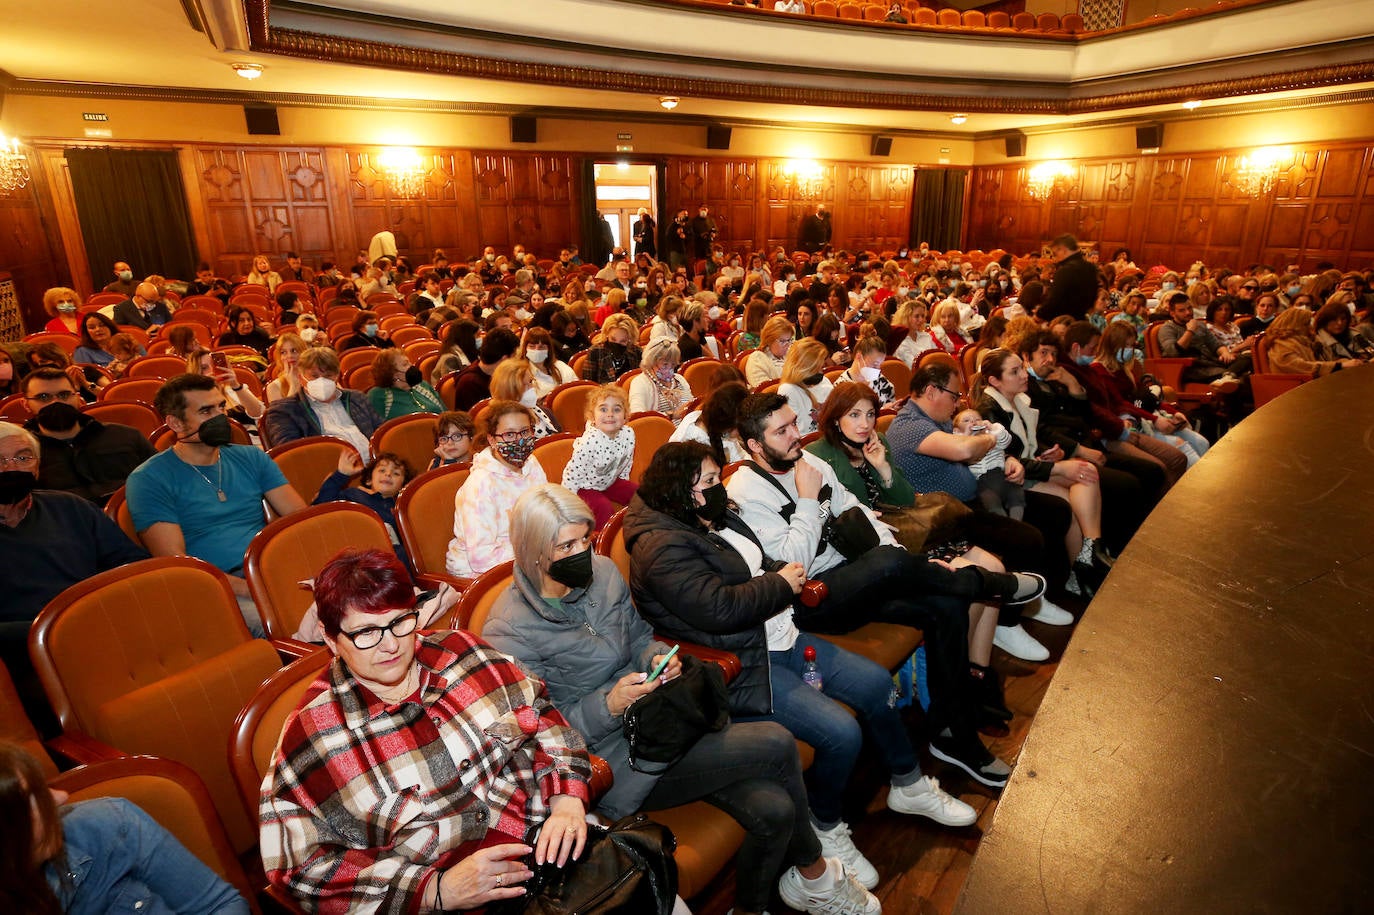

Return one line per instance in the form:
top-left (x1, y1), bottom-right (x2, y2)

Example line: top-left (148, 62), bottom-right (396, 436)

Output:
top-left (621, 495), bottom-right (795, 717)
top-left (1040, 251), bottom-right (1098, 321)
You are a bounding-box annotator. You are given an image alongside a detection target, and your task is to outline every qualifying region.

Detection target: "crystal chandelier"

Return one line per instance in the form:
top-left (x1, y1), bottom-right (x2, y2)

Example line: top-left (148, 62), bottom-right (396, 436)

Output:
top-left (1229, 147), bottom-right (1286, 197)
top-left (377, 148), bottom-right (425, 198)
top-left (782, 160), bottom-right (825, 199)
top-left (0, 134), bottom-right (31, 194)
top-left (1025, 161), bottom-right (1070, 201)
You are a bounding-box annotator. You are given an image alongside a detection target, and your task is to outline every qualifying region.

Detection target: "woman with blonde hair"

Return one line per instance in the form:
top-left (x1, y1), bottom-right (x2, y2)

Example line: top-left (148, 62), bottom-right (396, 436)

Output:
top-left (266, 332), bottom-right (308, 401)
top-left (581, 312), bottom-right (641, 382)
top-left (594, 287), bottom-right (628, 326)
top-left (1265, 307), bottom-right (1362, 376)
top-left (649, 295), bottom-right (684, 342)
top-left (628, 339), bottom-right (692, 419)
top-left (892, 299), bottom-right (937, 368)
top-left (491, 358), bottom-right (559, 438)
top-left (245, 254), bottom-right (282, 293)
top-left (778, 337), bottom-right (834, 435)
top-left (931, 302), bottom-right (973, 355)
top-left (744, 314), bottom-right (796, 387)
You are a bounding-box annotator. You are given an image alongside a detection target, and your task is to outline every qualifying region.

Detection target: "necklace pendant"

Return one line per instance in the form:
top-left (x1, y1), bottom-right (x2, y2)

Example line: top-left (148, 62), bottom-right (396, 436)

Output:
top-left (217, 490), bottom-right (227, 502)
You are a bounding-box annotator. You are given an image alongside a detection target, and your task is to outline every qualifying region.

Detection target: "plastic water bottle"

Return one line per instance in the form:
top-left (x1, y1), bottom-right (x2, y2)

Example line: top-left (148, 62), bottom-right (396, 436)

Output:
top-left (802, 645), bottom-right (823, 690)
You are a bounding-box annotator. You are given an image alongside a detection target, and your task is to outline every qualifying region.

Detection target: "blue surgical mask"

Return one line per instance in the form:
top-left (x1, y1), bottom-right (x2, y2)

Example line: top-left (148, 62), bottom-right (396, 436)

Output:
top-left (1161, 281), bottom-right (1176, 291)
top-left (1115, 347), bottom-right (1139, 364)
top-left (1026, 365), bottom-right (1043, 380)
top-left (1287, 284), bottom-right (1301, 297)
top-left (364, 323), bottom-right (379, 337)
top-left (978, 279), bottom-right (988, 288)
top-left (1075, 354), bottom-right (1093, 366)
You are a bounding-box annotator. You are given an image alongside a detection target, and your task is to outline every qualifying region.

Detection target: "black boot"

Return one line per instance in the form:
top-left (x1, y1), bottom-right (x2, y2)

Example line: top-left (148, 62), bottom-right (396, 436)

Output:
top-left (971, 663), bottom-right (1012, 724)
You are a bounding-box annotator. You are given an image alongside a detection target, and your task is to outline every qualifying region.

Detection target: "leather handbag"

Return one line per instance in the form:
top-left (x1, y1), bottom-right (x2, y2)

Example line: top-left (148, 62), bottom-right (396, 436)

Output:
top-left (622, 654), bottom-right (729, 774)
top-left (874, 492), bottom-right (972, 554)
top-left (488, 814), bottom-right (679, 915)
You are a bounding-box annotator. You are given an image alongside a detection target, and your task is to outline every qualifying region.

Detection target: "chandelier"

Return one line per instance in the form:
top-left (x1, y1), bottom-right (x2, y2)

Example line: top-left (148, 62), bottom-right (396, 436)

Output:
top-left (1229, 146), bottom-right (1286, 197)
top-left (377, 147), bottom-right (426, 197)
top-left (1025, 161), bottom-right (1070, 201)
top-left (782, 160), bottom-right (825, 199)
top-left (0, 134), bottom-right (31, 194)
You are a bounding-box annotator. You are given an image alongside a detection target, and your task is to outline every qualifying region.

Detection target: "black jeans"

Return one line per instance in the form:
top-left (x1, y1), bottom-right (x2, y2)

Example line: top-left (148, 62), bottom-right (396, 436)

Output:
top-left (639, 721), bottom-right (820, 913)
top-left (799, 545), bottom-right (979, 740)
top-left (954, 503), bottom-right (1070, 623)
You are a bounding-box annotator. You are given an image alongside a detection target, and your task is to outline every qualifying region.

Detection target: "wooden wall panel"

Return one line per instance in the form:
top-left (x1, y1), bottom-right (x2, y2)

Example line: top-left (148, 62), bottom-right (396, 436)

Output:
top-left (965, 139), bottom-right (1374, 271)
top-left (0, 179), bottom-right (66, 335)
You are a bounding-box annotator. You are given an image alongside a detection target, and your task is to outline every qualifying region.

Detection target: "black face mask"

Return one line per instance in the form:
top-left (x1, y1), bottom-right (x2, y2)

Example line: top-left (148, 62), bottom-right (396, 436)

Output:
top-left (404, 366), bottom-right (424, 386)
top-left (189, 414), bottom-right (233, 448)
top-left (605, 341), bottom-right (627, 355)
top-left (693, 483), bottom-right (728, 526)
top-left (546, 548), bottom-right (594, 590)
top-left (0, 470), bottom-right (36, 505)
top-left (36, 401), bottom-right (82, 433)
top-left (802, 373), bottom-right (824, 386)
top-left (839, 431), bottom-right (869, 451)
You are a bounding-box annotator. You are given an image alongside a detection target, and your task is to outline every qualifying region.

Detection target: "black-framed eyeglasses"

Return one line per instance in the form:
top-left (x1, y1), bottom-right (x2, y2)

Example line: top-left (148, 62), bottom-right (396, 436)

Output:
top-left (341, 610), bottom-right (420, 650)
top-left (492, 428), bottom-right (534, 443)
top-left (1242, 286), bottom-right (1258, 292)
top-left (437, 432), bottom-right (470, 444)
top-left (935, 384), bottom-right (963, 400)
top-left (25, 391), bottom-right (80, 404)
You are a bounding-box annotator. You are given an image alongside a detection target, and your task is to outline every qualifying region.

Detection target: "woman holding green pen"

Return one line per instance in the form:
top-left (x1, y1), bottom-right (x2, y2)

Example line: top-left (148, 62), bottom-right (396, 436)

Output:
top-left (485, 484), bottom-right (881, 915)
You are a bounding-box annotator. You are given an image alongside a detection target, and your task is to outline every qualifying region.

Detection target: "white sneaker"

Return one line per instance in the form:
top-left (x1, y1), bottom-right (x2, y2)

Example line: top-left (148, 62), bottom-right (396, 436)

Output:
top-left (778, 858), bottom-right (882, 915)
top-left (886, 775), bottom-right (977, 826)
top-left (1022, 595), bottom-right (1074, 626)
top-left (993, 624), bottom-right (1049, 662)
top-left (814, 820), bottom-right (879, 890)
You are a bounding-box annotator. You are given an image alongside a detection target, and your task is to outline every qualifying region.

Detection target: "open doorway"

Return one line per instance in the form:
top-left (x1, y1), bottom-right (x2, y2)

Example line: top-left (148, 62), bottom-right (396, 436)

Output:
top-left (593, 162), bottom-right (658, 255)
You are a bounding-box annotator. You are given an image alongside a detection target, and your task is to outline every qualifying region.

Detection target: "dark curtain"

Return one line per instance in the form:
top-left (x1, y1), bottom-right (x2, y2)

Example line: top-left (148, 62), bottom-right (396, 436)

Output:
top-left (655, 161), bottom-right (670, 257)
top-left (65, 148), bottom-right (198, 284)
top-left (576, 159), bottom-right (611, 267)
top-left (910, 167), bottom-right (968, 252)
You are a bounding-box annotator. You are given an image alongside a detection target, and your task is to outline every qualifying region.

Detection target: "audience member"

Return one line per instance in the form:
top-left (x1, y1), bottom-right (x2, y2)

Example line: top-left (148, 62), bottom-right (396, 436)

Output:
top-left (265, 332), bottom-right (308, 401)
top-left (450, 327), bottom-right (520, 409)
top-left (367, 349), bottom-right (445, 420)
top-left (778, 338), bottom-right (834, 435)
top-left (281, 251), bottom-right (315, 284)
top-left (490, 359), bottom-right (559, 438)
top-left (103, 260), bottom-right (137, 296)
top-left (1265, 307), bottom-right (1361, 376)
top-left (629, 339), bottom-right (692, 419)
top-left (41, 287), bottom-right (82, 336)
top-left (560, 384), bottom-right (637, 528)
top-left (315, 449), bottom-right (413, 571)
top-left (261, 347), bottom-right (382, 457)
top-left (520, 326), bottom-right (577, 396)
top-left (1158, 293), bottom-right (1250, 387)
top-left (246, 253), bottom-right (283, 293)
top-left (336, 310), bottom-right (393, 352)
top-left (428, 410), bottom-right (474, 469)
top-left (112, 282), bottom-right (172, 331)
top-left (745, 315), bottom-right (796, 387)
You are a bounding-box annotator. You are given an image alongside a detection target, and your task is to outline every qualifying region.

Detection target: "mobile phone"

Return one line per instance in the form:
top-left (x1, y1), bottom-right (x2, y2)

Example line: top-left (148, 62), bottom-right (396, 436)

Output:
top-left (646, 645), bottom-right (680, 682)
top-left (210, 352), bottom-right (230, 374)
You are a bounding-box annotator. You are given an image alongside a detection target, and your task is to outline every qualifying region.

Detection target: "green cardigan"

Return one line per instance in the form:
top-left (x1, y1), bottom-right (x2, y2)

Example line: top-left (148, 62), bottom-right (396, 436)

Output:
top-left (805, 434), bottom-right (917, 508)
top-left (367, 382), bottom-right (446, 421)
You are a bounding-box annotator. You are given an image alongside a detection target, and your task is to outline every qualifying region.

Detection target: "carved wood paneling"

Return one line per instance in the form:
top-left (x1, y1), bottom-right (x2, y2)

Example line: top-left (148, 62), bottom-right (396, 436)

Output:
top-left (193, 146), bottom-right (335, 279)
top-left (0, 184), bottom-right (65, 335)
top-left (468, 151), bottom-right (576, 258)
top-left (965, 139), bottom-right (1374, 271)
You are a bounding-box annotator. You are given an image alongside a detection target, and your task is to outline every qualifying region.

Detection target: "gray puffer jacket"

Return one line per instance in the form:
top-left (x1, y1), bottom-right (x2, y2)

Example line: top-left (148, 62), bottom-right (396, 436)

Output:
top-left (483, 554), bottom-right (671, 818)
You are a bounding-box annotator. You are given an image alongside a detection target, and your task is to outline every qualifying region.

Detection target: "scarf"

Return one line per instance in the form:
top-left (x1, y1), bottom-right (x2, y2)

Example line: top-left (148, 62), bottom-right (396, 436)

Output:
top-left (983, 386), bottom-right (1040, 458)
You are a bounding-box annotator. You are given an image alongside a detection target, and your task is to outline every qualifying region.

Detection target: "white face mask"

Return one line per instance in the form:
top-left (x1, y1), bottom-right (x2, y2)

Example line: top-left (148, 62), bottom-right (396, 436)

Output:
top-left (520, 388), bottom-right (539, 408)
top-left (299, 327), bottom-right (318, 342)
top-left (858, 365), bottom-right (882, 383)
top-left (526, 348), bottom-right (549, 364)
top-left (305, 376), bottom-right (337, 402)
top-left (514, 308), bottom-right (532, 322)
top-left (708, 306), bottom-right (723, 320)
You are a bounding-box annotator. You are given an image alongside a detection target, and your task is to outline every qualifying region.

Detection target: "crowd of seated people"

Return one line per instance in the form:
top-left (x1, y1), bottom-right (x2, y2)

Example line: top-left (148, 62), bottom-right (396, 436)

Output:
top-left (1, 235), bottom-right (1370, 914)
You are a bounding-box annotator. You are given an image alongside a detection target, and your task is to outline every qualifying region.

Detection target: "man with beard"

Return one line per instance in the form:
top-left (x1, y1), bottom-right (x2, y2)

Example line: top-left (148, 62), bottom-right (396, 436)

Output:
top-left (726, 392), bottom-right (1049, 789)
top-left (22, 369), bottom-right (153, 505)
top-left (0, 421), bottom-right (149, 733)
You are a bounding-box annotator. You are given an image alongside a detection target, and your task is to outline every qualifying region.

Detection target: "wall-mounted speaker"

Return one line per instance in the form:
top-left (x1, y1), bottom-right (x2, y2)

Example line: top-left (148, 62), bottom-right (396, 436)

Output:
top-left (1136, 123), bottom-right (1164, 150)
top-left (511, 116), bottom-right (537, 144)
top-left (244, 105), bottom-right (280, 136)
top-left (870, 135), bottom-right (893, 157)
top-left (1004, 132), bottom-right (1027, 158)
top-left (706, 125), bottom-right (732, 150)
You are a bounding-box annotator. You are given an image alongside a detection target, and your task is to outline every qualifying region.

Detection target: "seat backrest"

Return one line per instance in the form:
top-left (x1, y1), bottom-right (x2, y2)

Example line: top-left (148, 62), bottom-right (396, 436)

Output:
top-left (103, 485), bottom-right (147, 548)
top-left (628, 413), bottom-right (677, 484)
top-left (404, 339), bottom-right (442, 363)
top-left (547, 380), bottom-right (599, 433)
top-left (371, 413), bottom-right (440, 478)
top-left (452, 561), bottom-right (516, 632)
top-left (82, 401), bottom-right (162, 439)
top-left (1253, 333), bottom-right (1273, 373)
top-left (244, 503), bottom-right (395, 640)
top-left (880, 358), bottom-right (913, 398)
top-left (0, 660), bottom-right (56, 778)
top-left (344, 364), bottom-right (373, 392)
top-left (914, 6), bottom-right (936, 24)
top-left (97, 377), bottom-right (164, 405)
top-left (1144, 321), bottom-right (1165, 359)
top-left (915, 350), bottom-right (960, 385)
top-left (862, 3), bottom-right (885, 20)
top-left (127, 356), bottom-right (192, 381)
top-left (339, 348), bottom-right (375, 375)
top-left (594, 507), bottom-right (632, 584)
top-left (29, 556), bottom-right (282, 852)
top-left (533, 432), bottom-right (580, 484)
top-left (268, 436), bottom-right (361, 503)
top-left (390, 325), bottom-right (432, 347)
top-left (0, 393), bottom-right (33, 423)
top-left (936, 8), bottom-right (961, 25)
top-left (437, 371), bottom-right (460, 410)
top-left (1012, 10), bottom-right (1036, 29)
top-left (24, 332), bottom-right (79, 355)
top-left (52, 756), bottom-right (258, 910)
top-left (1061, 11), bottom-right (1084, 31)
top-left (837, 2), bottom-right (861, 18)
top-left (617, 368), bottom-right (643, 391)
top-left (813, 0), bottom-right (837, 14)
top-left (961, 343), bottom-right (985, 381)
top-left (680, 357), bottom-right (723, 398)
top-left (395, 461), bottom-right (471, 579)
top-left (962, 9), bottom-right (986, 27)
top-left (1036, 11), bottom-right (1061, 29)
top-left (229, 648), bottom-right (331, 818)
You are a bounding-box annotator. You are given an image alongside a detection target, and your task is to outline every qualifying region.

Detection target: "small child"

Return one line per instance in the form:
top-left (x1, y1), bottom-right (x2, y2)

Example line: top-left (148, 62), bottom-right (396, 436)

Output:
top-left (1088, 288), bottom-right (1111, 332)
top-left (561, 384), bottom-right (638, 529)
top-left (953, 408), bottom-right (1025, 521)
top-left (317, 449), bottom-right (415, 573)
top-left (429, 410), bottom-right (474, 470)
top-left (105, 333), bottom-right (143, 379)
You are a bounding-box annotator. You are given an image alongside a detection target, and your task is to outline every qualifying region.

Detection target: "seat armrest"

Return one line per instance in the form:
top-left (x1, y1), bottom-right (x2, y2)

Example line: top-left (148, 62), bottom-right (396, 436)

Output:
top-left (271, 638), bottom-right (321, 661)
top-left (415, 572), bottom-right (473, 593)
top-left (589, 754), bottom-right (614, 801)
top-left (261, 884), bottom-right (308, 914)
top-left (46, 732), bottom-right (126, 766)
top-left (673, 639), bottom-right (743, 684)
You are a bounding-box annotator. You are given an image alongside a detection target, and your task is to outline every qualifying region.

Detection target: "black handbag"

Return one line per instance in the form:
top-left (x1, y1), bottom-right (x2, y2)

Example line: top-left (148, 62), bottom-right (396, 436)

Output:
top-left (622, 654), bottom-right (729, 774)
top-left (488, 814), bottom-right (679, 915)
top-left (743, 462), bottom-right (880, 560)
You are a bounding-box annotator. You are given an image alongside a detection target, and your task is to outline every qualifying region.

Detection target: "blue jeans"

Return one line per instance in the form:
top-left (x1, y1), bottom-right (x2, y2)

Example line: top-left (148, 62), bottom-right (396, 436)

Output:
top-left (745, 635), bottom-right (919, 826)
top-left (47, 798), bottom-right (249, 915)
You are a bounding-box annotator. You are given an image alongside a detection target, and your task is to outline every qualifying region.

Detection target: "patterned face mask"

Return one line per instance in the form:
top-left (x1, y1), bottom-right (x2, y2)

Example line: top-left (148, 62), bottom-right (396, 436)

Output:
top-left (495, 436), bottom-right (535, 466)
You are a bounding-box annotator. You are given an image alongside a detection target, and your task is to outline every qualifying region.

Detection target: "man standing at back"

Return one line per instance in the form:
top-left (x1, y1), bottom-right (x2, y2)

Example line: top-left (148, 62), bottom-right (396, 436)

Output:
top-left (126, 374), bottom-right (307, 635)
top-left (1039, 234), bottom-right (1098, 322)
top-left (798, 204), bottom-right (832, 254)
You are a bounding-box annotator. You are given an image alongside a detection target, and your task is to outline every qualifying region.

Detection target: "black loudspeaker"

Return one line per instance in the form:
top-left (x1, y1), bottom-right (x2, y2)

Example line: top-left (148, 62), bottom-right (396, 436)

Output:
top-left (870, 135), bottom-right (893, 157)
top-left (706, 125), bottom-right (732, 150)
top-left (1004, 132), bottom-right (1027, 158)
top-left (511, 116), bottom-right (537, 144)
top-left (1136, 123), bottom-right (1164, 150)
top-left (244, 105), bottom-right (280, 136)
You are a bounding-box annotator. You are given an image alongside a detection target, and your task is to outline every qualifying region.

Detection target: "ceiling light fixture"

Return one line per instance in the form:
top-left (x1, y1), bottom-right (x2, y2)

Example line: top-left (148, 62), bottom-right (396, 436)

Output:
top-left (232, 63), bottom-right (264, 80)
top-left (1229, 146), bottom-right (1288, 197)
top-left (659, 97), bottom-right (680, 110)
top-left (377, 147), bottom-right (426, 198)
top-left (1182, 100), bottom-right (1201, 110)
top-left (949, 114), bottom-right (968, 125)
top-left (0, 134), bottom-right (31, 194)
top-left (1025, 161), bottom-right (1071, 201)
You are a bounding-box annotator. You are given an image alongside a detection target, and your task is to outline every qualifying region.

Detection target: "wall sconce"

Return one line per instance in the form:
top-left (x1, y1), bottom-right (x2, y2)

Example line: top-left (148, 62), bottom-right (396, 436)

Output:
top-left (0, 134), bottom-right (31, 195)
top-left (377, 147), bottom-right (426, 197)
top-left (1229, 146), bottom-right (1287, 197)
top-left (782, 159), bottom-right (825, 198)
top-left (1025, 160), bottom-right (1071, 200)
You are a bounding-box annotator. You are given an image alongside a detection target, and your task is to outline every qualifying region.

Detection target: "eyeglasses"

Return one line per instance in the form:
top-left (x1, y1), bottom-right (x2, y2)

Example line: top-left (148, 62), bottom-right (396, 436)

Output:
top-left (0, 453), bottom-right (38, 469)
top-left (340, 610), bottom-right (420, 650)
top-left (492, 428), bottom-right (535, 443)
top-left (1242, 285), bottom-right (1258, 292)
top-left (437, 432), bottom-right (470, 444)
top-left (25, 391), bottom-right (79, 405)
top-left (934, 384), bottom-right (964, 400)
